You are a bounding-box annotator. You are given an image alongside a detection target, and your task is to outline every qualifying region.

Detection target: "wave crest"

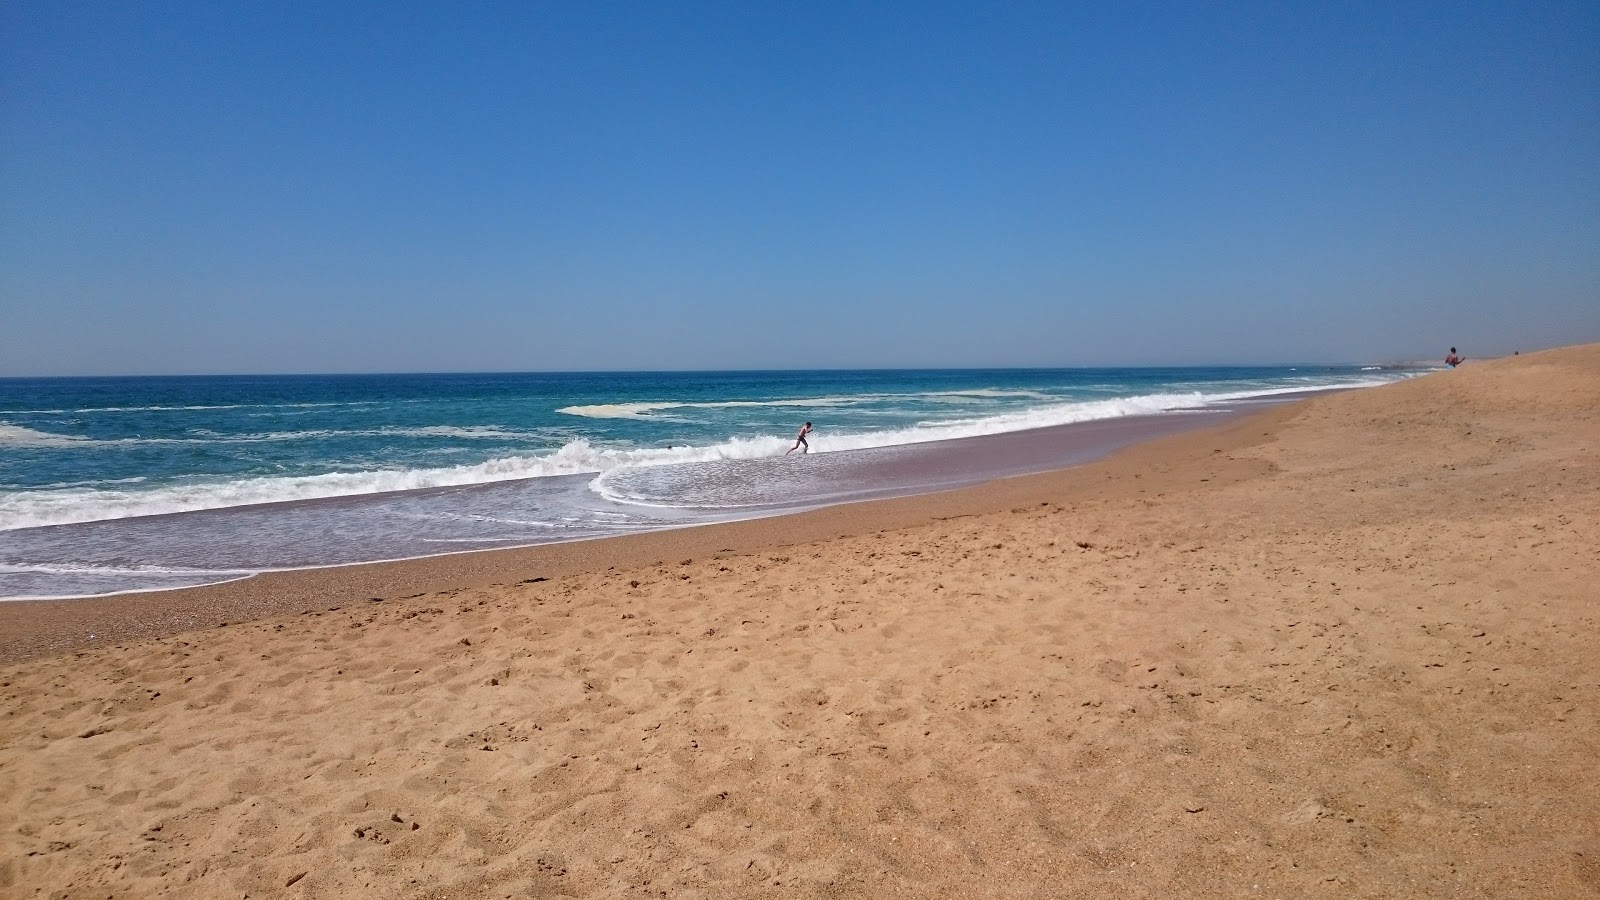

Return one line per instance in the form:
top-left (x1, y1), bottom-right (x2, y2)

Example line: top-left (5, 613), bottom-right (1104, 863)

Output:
top-left (555, 390), bottom-right (1047, 419)
top-left (0, 423), bottom-right (93, 448)
top-left (1, 378), bottom-right (1407, 530)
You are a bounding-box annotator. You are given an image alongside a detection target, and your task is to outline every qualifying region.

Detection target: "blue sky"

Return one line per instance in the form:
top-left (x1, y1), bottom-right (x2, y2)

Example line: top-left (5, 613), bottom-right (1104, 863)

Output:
top-left (2, 2), bottom-right (1596, 375)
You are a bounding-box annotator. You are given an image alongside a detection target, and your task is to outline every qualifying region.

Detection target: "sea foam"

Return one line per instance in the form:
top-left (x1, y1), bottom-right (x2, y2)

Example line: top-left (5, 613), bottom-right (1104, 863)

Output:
top-left (0, 380), bottom-right (1394, 531)
top-left (0, 423), bottom-right (93, 447)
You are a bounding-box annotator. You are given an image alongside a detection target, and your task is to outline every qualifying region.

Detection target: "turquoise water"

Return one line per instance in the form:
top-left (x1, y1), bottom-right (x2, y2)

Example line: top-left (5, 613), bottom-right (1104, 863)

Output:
top-left (0, 366), bottom-right (1420, 598)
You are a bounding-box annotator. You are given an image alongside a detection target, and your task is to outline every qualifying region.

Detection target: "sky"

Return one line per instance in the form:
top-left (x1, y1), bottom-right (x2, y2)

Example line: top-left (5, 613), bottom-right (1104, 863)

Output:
top-left (2, 2), bottom-right (1597, 375)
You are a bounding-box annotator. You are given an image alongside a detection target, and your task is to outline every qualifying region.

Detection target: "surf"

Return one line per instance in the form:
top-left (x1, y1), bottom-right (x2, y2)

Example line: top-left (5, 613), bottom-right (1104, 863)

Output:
top-left (0, 376), bottom-right (1409, 531)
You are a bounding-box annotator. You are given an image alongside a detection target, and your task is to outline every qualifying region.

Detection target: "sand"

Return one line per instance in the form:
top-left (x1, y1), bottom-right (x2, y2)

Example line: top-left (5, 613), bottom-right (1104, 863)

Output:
top-left (0, 405), bottom-right (1264, 665)
top-left (2, 345), bottom-right (1597, 899)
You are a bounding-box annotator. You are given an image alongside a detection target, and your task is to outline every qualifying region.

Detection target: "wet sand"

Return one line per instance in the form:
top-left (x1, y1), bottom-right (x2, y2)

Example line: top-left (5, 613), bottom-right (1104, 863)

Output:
top-left (1, 345), bottom-right (1596, 898)
top-left (0, 401), bottom-right (1271, 665)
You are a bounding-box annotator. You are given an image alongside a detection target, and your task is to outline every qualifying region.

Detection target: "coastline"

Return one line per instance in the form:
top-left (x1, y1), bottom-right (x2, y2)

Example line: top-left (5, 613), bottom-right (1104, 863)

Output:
top-left (0, 400), bottom-right (1290, 664)
top-left (2, 345), bottom-right (1595, 898)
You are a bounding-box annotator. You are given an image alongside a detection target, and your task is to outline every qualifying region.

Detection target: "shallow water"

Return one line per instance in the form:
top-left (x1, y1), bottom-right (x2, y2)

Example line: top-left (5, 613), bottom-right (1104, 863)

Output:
top-left (0, 367), bottom-right (1423, 598)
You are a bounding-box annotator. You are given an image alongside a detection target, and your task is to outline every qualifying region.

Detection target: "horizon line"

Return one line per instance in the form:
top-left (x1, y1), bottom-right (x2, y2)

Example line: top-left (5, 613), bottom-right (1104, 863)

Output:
top-left (0, 360), bottom-right (1449, 381)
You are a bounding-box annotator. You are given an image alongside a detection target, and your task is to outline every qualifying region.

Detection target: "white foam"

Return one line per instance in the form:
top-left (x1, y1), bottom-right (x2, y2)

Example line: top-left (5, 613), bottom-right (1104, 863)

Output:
top-left (84, 404), bottom-right (245, 412)
top-left (0, 422), bottom-right (251, 448)
top-left (0, 423), bottom-right (541, 449)
top-left (556, 396), bottom-right (862, 419)
top-left (923, 389), bottom-right (1056, 400)
top-left (0, 562), bottom-right (256, 577)
top-left (586, 379), bottom-right (1408, 506)
top-left (33, 476), bottom-right (150, 490)
top-left (557, 382), bottom-right (1273, 421)
top-left (389, 425), bottom-right (533, 440)
top-left (555, 402), bottom-right (672, 420)
top-left (1, 376), bottom-right (1411, 530)
top-left (0, 562), bottom-right (260, 601)
top-left (0, 435), bottom-right (769, 530)
top-left (0, 423), bottom-right (94, 447)
top-left (0, 405), bottom-right (227, 415)
top-left (556, 390), bottom-right (1071, 419)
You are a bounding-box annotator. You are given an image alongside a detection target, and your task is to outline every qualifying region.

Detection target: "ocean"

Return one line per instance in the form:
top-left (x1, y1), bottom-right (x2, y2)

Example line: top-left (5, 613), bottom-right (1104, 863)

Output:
top-left (0, 366), bottom-right (1422, 599)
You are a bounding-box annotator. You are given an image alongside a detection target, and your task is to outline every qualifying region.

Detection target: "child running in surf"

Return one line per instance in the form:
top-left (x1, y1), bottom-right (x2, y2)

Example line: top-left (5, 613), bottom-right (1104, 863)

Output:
top-left (786, 422), bottom-right (813, 455)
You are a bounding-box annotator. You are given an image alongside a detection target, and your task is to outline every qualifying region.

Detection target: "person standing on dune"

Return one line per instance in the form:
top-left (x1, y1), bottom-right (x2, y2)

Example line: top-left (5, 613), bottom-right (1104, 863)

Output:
top-left (786, 422), bottom-right (813, 455)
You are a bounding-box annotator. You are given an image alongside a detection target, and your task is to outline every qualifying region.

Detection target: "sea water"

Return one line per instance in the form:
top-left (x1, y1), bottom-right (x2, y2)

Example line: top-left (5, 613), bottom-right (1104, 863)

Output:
top-left (0, 366), bottom-right (1422, 599)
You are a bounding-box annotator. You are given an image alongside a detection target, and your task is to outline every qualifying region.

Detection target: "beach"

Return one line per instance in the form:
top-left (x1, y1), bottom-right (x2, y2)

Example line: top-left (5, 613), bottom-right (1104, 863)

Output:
top-left (2, 344), bottom-right (1596, 897)
top-left (0, 365), bottom-right (1407, 601)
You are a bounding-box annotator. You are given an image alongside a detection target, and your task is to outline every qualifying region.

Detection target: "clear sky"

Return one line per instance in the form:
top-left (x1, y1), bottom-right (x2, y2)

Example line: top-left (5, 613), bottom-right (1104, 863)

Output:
top-left (2, 2), bottom-right (1596, 375)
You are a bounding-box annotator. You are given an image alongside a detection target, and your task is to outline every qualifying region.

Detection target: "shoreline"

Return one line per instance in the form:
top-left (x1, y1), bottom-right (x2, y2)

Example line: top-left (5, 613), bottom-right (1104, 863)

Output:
top-left (0, 398), bottom-right (1299, 664)
top-left (1, 344), bottom-right (1595, 898)
top-left (1, 371), bottom-right (1408, 535)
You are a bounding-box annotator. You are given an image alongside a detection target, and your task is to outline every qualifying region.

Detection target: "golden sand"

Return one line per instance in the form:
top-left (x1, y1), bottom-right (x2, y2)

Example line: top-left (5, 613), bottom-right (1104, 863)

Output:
top-left (3, 345), bottom-right (1597, 898)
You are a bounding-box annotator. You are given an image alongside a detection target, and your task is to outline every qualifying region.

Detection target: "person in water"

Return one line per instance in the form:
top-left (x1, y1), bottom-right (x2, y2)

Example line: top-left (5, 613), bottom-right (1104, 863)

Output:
top-left (786, 422), bottom-right (813, 455)
top-left (1445, 347), bottom-right (1464, 367)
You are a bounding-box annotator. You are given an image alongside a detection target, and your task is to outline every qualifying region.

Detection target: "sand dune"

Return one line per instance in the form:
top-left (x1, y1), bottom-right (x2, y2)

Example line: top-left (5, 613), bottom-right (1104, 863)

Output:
top-left (3, 345), bottom-right (1597, 898)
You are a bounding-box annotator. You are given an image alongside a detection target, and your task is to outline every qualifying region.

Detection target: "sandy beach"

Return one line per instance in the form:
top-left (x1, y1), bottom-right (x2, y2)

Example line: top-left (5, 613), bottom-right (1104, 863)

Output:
top-left (2, 344), bottom-right (1596, 898)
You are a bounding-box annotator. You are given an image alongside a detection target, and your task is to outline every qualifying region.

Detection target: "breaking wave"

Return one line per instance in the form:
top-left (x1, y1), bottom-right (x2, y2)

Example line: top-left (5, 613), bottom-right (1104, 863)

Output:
top-left (0, 380), bottom-right (1391, 531)
top-left (0, 423), bottom-right (95, 448)
top-left (0, 422), bottom-right (546, 448)
top-left (555, 388), bottom-right (1058, 419)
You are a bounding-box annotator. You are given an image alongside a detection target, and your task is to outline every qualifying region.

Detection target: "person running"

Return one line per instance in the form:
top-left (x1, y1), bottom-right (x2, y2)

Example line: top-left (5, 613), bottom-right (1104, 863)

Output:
top-left (1445, 347), bottom-right (1464, 367)
top-left (786, 422), bottom-right (813, 455)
